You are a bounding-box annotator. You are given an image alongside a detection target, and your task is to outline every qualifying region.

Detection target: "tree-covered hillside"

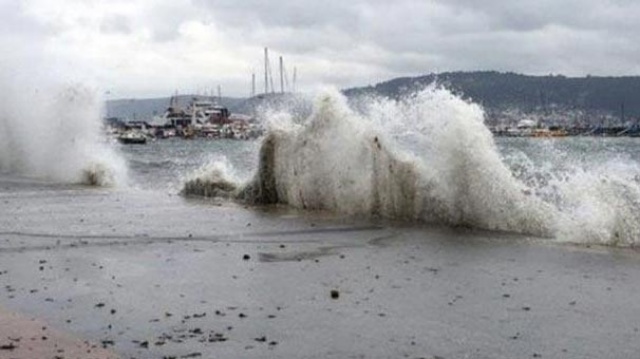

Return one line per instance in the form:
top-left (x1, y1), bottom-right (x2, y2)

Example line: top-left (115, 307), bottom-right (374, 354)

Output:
top-left (344, 71), bottom-right (640, 126)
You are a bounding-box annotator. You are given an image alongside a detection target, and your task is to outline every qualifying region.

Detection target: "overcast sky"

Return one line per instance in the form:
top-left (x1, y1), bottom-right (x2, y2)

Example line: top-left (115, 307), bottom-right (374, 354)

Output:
top-left (2, 0), bottom-right (640, 98)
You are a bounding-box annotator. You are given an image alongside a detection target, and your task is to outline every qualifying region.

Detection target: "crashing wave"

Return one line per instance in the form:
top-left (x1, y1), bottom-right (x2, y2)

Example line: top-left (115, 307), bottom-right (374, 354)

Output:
top-left (182, 87), bottom-right (640, 246)
top-left (184, 89), bottom-right (553, 235)
top-left (0, 84), bottom-right (127, 186)
top-left (181, 158), bottom-right (239, 198)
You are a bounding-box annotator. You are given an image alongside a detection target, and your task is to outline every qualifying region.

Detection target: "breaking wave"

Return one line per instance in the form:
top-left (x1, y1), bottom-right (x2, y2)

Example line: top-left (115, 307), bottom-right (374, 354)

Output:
top-left (0, 84), bottom-right (127, 186)
top-left (181, 156), bottom-right (239, 198)
top-left (182, 87), bottom-right (640, 246)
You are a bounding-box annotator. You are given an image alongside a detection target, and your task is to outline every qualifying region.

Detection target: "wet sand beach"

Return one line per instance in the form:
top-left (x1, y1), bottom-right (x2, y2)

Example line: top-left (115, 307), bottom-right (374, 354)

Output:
top-left (0, 306), bottom-right (119, 359)
top-left (1, 176), bottom-right (640, 359)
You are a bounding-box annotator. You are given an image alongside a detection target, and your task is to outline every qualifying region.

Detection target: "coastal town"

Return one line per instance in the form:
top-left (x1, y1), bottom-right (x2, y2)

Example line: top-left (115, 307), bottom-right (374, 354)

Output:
top-left (105, 97), bottom-right (640, 145)
top-left (105, 95), bottom-right (263, 144)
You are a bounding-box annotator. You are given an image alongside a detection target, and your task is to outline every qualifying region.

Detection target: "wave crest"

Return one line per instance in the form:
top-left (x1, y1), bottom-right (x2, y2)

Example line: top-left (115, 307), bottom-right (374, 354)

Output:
top-left (182, 158), bottom-right (239, 198)
top-left (0, 78), bottom-right (127, 186)
top-left (183, 87), bottom-right (640, 246)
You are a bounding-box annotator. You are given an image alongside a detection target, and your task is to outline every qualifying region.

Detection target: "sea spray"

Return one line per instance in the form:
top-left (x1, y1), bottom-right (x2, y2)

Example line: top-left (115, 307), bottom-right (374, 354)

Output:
top-left (359, 89), bottom-right (556, 233)
top-left (495, 138), bottom-right (640, 245)
top-left (183, 87), bottom-right (640, 246)
top-left (0, 84), bottom-right (127, 186)
top-left (0, 16), bottom-right (127, 187)
top-left (542, 161), bottom-right (640, 246)
top-left (185, 88), bottom-right (554, 234)
top-left (181, 156), bottom-right (239, 198)
top-left (237, 92), bottom-right (426, 220)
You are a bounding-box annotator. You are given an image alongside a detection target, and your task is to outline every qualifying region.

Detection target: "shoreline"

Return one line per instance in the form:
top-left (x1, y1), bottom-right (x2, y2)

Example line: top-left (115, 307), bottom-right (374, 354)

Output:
top-left (2, 179), bottom-right (640, 358)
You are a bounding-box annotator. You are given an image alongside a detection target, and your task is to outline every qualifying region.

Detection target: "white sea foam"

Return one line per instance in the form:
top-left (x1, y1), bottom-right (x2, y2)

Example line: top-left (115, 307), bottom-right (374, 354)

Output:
top-left (183, 87), bottom-right (640, 246)
top-left (546, 161), bottom-right (640, 245)
top-left (0, 82), bottom-right (127, 186)
top-left (0, 22), bottom-right (127, 187)
top-left (182, 156), bottom-right (239, 198)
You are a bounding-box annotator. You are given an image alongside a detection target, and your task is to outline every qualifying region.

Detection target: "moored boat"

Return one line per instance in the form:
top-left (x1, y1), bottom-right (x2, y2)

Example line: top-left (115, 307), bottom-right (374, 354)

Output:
top-left (117, 131), bottom-right (147, 144)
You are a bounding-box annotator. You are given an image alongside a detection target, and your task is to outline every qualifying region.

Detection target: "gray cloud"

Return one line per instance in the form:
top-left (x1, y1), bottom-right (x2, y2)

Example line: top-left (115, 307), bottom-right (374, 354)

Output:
top-left (5, 0), bottom-right (640, 97)
top-left (100, 15), bottom-right (132, 35)
top-left (139, 3), bottom-right (203, 42)
top-left (193, 0), bottom-right (361, 30)
top-left (0, 1), bottom-right (49, 38)
top-left (206, 0), bottom-right (640, 90)
top-left (187, 0), bottom-right (638, 69)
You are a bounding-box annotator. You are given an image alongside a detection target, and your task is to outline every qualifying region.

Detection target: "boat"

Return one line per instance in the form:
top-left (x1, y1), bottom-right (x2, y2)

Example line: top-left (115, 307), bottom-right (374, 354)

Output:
top-left (117, 131), bottom-right (147, 144)
top-left (153, 94), bottom-right (262, 140)
top-left (499, 119), bottom-right (536, 137)
top-left (532, 126), bottom-right (569, 137)
top-left (154, 95), bottom-right (192, 128)
top-left (191, 99), bottom-right (230, 124)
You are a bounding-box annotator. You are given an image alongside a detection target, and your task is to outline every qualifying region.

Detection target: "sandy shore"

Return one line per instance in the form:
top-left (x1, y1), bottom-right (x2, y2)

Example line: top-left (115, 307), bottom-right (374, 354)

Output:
top-left (1, 178), bottom-right (640, 358)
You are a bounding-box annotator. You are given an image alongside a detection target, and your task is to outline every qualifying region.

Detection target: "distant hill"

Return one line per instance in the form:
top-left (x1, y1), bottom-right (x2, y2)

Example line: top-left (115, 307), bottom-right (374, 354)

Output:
top-left (107, 72), bottom-right (640, 127)
top-left (344, 71), bottom-right (640, 126)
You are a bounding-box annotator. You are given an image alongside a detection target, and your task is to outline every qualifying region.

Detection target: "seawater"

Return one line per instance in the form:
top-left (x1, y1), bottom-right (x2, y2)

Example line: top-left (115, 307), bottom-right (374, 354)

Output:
top-left (121, 138), bottom-right (260, 192)
top-left (2, 84), bottom-right (640, 246)
top-left (172, 88), bottom-right (640, 246)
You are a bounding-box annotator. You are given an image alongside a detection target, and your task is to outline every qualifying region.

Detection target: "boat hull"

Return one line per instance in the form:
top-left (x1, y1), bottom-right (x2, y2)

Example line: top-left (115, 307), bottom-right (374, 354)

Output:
top-left (117, 137), bottom-right (147, 145)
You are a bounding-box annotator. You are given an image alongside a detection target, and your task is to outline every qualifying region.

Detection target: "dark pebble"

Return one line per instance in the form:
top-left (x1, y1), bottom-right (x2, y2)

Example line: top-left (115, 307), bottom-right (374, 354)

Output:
top-left (0, 343), bottom-right (16, 350)
top-left (181, 353), bottom-right (202, 358)
top-left (330, 290), bottom-right (340, 299)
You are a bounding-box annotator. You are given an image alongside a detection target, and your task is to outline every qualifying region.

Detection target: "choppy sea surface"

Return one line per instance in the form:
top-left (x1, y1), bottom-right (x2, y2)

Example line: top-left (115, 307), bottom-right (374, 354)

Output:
top-left (121, 138), bottom-right (260, 192)
top-left (123, 136), bottom-right (640, 193)
top-left (3, 87), bottom-right (640, 246)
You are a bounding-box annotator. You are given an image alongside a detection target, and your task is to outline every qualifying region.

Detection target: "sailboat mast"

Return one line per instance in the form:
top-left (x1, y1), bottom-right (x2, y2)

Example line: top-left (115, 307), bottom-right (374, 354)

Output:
top-left (264, 48), bottom-right (269, 95)
top-left (279, 56), bottom-right (284, 94)
top-left (293, 67), bottom-right (297, 93)
top-left (251, 73), bottom-right (255, 97)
